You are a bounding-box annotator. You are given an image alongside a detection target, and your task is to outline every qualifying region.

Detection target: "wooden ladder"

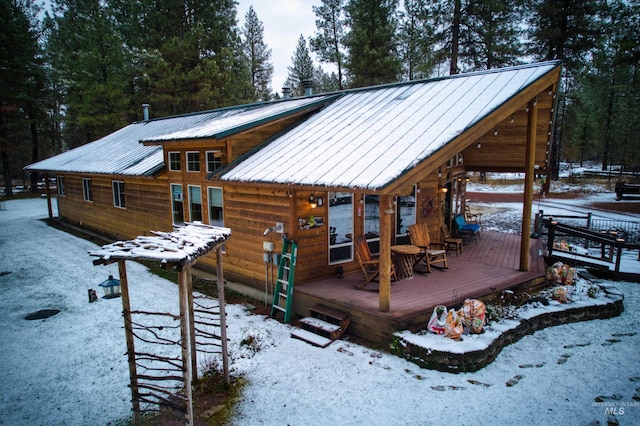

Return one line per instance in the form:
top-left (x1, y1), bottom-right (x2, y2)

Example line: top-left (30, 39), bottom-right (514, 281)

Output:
top-left (270, 239), bottom-right (298, 323)
top-left (291, 304), bottom-right (350, 348)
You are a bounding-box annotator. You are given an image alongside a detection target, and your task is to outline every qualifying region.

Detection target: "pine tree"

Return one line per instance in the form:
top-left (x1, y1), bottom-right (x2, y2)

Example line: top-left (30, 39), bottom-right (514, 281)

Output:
top-left (44, 0), bottom-right (129, 147)
top-left (310, 0), bottom-right (347, 90)
top-left (287, 35), bottom-right (315, 97)
top-left (398, 0), bottom-right (438, 80)
top-left (344, 0), bottom-right (402, 87)
top-left (1, 0), bottom-right (47, 196)
top-left (242, 6), bottom-right (274, 101)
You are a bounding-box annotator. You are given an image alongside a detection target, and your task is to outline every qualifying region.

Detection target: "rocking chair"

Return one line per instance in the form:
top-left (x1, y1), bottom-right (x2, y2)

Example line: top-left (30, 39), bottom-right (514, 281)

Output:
top-left (353, 235), bottom-right (398, 290)
top-left (407, 223), bottom-right (448, 272)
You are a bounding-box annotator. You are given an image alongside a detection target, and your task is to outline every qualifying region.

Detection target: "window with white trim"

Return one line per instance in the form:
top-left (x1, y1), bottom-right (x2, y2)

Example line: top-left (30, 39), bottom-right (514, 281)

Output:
top-left (82, 178), bottom-right (92, 202)
top-left (328, 192), bottom-right (353, 264)
top-left (188, 185), bottom-right (202, 222)
top-left (56, 176), bottom-right (65, 196)
top-left (206, 151), bottom-right (223, 173)
top-left (396, 187), bottom-right (416, 242)
top-left (171, 184), bottom-right (184, 225)
top-left (112, 181), bottom-right (125, 208)
top-left (208, 187), bottom-right (224, 227)
top-left (168, 152), bottom-right (181, 171)
top-left (186, 152), bottom-right (200, 172)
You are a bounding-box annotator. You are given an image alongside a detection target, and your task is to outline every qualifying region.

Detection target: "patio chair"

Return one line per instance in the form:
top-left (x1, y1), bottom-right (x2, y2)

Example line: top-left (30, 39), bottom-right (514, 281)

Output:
top-left (353, 235), bottom-right (398, 290)
top-left (465, 203), bottom-right (482, 228)
top-left (407, 223), bottom-right (448, 272)
top-left (440, 224), bottom-right (463, 256)
top-left (454, 214), bottom-right (481, 243)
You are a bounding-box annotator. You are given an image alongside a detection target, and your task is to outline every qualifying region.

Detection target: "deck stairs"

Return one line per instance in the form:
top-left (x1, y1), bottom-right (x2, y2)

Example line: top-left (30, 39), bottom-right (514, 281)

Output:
top-left (270, 239), bottom-right (298, 323)
top-left (291, 304), bottom-right (350, 348)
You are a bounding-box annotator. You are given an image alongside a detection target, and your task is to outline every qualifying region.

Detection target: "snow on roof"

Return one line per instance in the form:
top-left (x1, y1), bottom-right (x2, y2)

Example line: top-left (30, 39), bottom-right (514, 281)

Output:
top-left (141, 96), bottom-right (334, 142)
top-left (89, 222), bottom-right (231, 269)
top-left (220, 61), bottom-right (561, 191)
top-left (25, 96), bottom-right (332, 176)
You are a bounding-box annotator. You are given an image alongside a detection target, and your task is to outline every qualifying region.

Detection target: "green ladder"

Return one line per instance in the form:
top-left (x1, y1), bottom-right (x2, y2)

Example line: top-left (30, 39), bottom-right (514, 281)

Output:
top-left (270, 239), bottom-right (298, 323)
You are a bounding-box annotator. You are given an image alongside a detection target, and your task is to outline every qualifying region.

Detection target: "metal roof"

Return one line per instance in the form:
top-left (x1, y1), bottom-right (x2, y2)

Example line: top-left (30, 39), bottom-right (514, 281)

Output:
top-left (26, 96), bottom-right (332, 176)
top-left (220, 61), bottom-right (562, 190)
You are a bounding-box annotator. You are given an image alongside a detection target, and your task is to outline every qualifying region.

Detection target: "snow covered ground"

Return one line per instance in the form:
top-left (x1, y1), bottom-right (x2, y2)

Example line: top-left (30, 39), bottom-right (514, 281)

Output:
top-left (1, 193), bottom-right (639, 426)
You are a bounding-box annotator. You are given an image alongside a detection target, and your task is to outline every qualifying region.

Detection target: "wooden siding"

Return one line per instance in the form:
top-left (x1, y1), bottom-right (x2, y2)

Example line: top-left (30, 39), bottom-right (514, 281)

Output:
top-left (57, 172), bottom-right (171, 240)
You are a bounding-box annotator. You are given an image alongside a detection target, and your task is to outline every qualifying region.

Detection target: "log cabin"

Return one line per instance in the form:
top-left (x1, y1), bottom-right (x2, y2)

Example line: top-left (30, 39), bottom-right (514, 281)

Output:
top-left (27, 61), bottom-right (562, 342)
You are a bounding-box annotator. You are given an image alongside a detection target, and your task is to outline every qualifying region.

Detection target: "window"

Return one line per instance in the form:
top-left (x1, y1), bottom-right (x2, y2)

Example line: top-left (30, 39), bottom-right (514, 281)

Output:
top-left (112, 181), bottom-right (125, 208)
top-left (328, 192), bottom-right (353, 264)
top-left (188, 185), bottom-right (202, 222)
top-left (208, 187), bottom-right (224, 227)
top-left (56, 176), bottom-right (65, 196)
top-left (206, 151), bottom-right (223, 173)
top-left (186, 152), bottom-right (200, 172)
top-left (396, 187), bottom-right (416, 244)
top-left (363, 195), bottom-right (380, 254)
top-left (171, 184), bottom-right (184, 225)
top-left (168, 152), bottom-right (181, 171)
top-left (82, 178), bottom-right (92, 202)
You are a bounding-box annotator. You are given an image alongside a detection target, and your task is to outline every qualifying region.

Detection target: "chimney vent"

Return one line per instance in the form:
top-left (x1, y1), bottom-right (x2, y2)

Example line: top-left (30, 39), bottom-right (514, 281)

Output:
top-left (303, 79), bottom-right (314, 96)
top-left (282, 86), bottom-right (291, 100)
top-left (142, 104), bottom-right (150, 122)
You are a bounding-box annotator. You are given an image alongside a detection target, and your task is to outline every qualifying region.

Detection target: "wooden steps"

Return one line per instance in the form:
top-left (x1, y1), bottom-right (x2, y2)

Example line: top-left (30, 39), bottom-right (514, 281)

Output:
top-left (291, 304), bottom-right (350, 348)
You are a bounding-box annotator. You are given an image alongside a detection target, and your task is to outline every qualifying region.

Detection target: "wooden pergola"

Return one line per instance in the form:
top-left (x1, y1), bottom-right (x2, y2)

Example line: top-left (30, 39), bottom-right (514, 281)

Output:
top-left (89, 222), bottom-right (231, 425)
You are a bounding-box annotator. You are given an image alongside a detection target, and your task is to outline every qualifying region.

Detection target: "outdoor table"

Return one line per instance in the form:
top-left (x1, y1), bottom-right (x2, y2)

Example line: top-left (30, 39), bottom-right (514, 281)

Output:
top-left (391, 245), bottom-right (421, 279)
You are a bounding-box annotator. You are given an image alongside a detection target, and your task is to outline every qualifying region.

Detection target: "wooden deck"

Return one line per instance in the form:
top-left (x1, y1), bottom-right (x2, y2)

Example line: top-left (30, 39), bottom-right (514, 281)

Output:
top-left (293, 231), bottom-right (547, 344)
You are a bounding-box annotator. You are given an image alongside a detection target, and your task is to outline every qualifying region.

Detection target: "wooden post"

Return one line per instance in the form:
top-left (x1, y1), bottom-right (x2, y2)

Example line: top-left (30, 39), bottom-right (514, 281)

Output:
top-left (118, 260), bottom-right (141, 424)
top-left (187, 266), bottom-right (197, 381)
top-left (45, 173), bottom-right (53, 219)
top-left (178, 267), bottom-right (194, 425)
top-left (378, 195), bottom-right (393, 312)
top-left (216, 247), bottom-right (230, 387)
top-left (520, 98), bottom-right (538, 271)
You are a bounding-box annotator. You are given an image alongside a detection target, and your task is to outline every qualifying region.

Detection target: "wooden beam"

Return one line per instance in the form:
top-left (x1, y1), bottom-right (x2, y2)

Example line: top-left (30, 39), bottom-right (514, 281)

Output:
top-left (178, 267), bottom-right (194, 425)
top-left (378, 195), bottom-right (393, 312)
top-left (520, 99), bottom-right (538, 271)
top-left (118, 260), bottom-right (141, 423)
top-left (45, 173), bottom-right (53, 219)
top-left (187, 266), bottom-right (197, 381)
top-left (216, 247), bottom-right (230, 387)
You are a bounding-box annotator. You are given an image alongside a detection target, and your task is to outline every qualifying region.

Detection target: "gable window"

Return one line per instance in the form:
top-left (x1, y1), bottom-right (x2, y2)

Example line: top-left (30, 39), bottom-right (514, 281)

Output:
top-left (112, 181), bottom-right (125, 208)
top-left (186, 152), bottom-right (200, 172)
top-left (208, 187), bottom-right (224, 227)
top-left (206, 151), bottom-right (223, 173)
top-left (82, 178), bottom-right (92, 202)
top-left (188, 185), bottom-right (202, 222)
top-left (171, 184), bottom-right (184, 225)
top-left (56, 176), bottom-right (65, 196)
top-left (168, 152), bottom-right (181, 171)
top-left (328, 192), bottom-right (353, 264)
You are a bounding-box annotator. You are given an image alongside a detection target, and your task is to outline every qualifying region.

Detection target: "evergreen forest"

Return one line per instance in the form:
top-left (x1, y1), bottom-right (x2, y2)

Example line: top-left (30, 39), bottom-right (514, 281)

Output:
top-left (1, 0), bottom-right (639, 196)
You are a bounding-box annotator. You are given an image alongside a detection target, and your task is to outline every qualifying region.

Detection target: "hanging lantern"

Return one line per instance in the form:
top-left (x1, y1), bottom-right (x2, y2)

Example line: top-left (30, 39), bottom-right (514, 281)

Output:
top-left (98, 275), bottom-right (121, 298)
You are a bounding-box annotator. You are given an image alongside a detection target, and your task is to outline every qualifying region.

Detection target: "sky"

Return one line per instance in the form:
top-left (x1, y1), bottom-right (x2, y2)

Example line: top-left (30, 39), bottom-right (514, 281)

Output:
top-left (236, 0), bottom-right (331, 95)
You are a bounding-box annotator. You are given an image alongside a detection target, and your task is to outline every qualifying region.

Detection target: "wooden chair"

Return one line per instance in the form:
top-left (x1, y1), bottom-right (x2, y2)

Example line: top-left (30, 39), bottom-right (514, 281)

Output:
top-left (407, 223), bottom-right (448, 272)
top-left (440, 224), bottom-right (463, 256)
top-left (353, 235), bottom-right (397, 290)
top-left (454, 214), bottom-right (481, 243)
top-left (465, 204), bottom-right (482, 228)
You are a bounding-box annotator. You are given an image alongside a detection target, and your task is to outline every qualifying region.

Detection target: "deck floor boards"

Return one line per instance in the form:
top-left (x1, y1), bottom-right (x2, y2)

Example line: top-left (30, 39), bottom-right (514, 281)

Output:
top-left (293, 231), bottom-right (547, 342)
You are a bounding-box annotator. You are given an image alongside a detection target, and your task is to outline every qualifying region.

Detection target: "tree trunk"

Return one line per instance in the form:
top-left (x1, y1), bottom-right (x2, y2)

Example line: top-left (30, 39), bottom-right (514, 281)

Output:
top-left (450, 0), bottom-right (461, 75)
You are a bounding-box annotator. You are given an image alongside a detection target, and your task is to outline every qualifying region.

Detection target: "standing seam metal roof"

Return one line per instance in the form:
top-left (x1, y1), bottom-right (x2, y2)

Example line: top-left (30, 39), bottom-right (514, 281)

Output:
top-left (220, 61), bottom-right (561, 190)
top-left (25, 96), bottom-right (333, 176)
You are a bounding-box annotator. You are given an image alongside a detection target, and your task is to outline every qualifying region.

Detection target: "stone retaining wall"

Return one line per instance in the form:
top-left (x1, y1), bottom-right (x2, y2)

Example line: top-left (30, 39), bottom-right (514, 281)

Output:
top-left (391, 281), bottom-right (624, 373)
